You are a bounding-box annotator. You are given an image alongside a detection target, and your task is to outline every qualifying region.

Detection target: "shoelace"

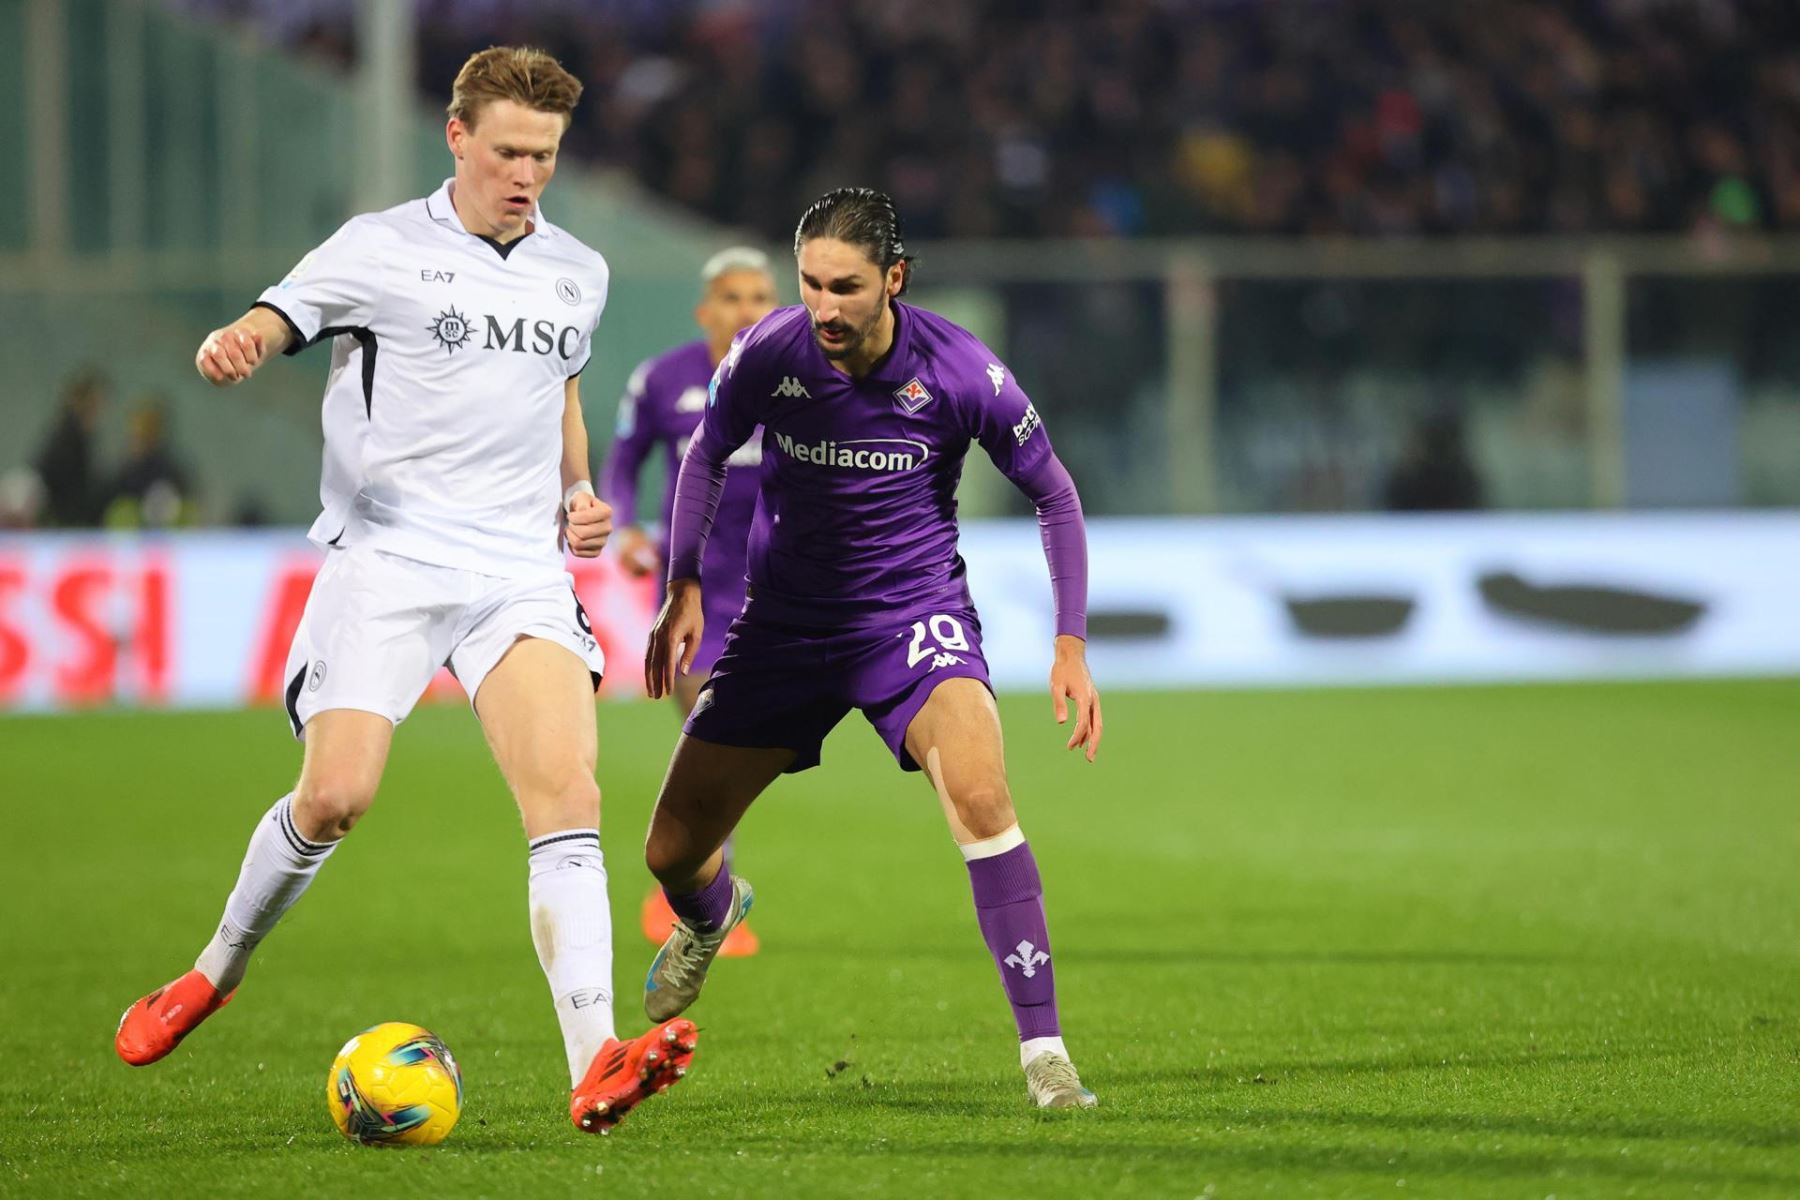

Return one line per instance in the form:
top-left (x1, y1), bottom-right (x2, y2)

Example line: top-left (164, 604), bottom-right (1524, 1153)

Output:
top-left (661, 923), bottom-right (726, 988)
top-left (1029, 1055), bottom-right (1084, 1095)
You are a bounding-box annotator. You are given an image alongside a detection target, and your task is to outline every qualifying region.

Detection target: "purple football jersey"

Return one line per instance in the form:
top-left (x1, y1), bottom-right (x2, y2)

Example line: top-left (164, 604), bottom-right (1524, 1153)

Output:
top-left (600, 339), bottom-right (762, 604)
top-left (670, 302), bottom-right (1087, 638)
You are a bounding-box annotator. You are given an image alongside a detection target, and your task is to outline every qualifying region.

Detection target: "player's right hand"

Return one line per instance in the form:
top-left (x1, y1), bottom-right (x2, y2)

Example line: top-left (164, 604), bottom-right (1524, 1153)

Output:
top-left (196, 324), bottom-right (266, 386)
top-left (614, 527), bottom-right (661, 578)
top-left (645, 578), bottom-right (703, 699)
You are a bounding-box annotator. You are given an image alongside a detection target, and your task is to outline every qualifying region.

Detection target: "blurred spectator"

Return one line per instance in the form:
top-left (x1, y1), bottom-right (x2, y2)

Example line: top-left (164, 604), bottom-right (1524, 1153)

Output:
top-left (103, 398), bottom-right (196, 530)
top-left (33, 368), bottom-right (110, 527)
top-left (177, 0), bottom-right (1800, 241)
top-left (0, 467), bottom-right (47, 529)
top-left (1384, 410), bottom-right (1485, 512)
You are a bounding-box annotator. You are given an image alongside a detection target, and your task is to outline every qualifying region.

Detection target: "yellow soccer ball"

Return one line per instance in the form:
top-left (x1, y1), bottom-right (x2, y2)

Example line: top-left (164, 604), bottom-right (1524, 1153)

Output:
top-left (327, 1022), bottom-right (463, 1147)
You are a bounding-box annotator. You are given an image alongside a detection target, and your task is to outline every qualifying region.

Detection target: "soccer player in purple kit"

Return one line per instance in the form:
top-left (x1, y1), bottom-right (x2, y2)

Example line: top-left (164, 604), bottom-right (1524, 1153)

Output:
top-left (642, 188), bottom-right (1103, 1109)
top-left (600, 247), bottom-right (775, 954)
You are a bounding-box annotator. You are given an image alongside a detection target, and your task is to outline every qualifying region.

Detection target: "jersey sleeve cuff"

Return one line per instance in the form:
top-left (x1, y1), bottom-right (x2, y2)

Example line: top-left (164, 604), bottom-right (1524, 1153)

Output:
top-left (252, 300), bottom-right (311, 356)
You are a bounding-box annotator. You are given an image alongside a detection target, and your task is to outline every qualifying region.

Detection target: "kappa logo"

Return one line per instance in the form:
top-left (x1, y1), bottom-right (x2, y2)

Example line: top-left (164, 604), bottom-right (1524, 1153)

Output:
top-left (1012, 401), bottom-right (1041, 445)
top-left (555, 277), bottom-right (582, 305)
top-left (308, 660), bottom-right (327, 692)
top-left (427, 307), bottom-right (474, 354)
top-left (987, 363), bottom-right (1005, 395)
top-left (772, 376), bottom-right (811, 400)
top-left (1004, 940), bottom-right (1050, 978)
top-left (929, 652), bottom-right (965, 671)
top-left (894, 377), bottom-right (933, 414)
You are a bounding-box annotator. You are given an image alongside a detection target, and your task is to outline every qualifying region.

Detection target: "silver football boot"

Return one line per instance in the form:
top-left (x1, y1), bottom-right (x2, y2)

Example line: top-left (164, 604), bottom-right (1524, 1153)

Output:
top-left (643, 876), bottom-right (754, 1022)
top-left (1025, 1052), bottom-right (1098, 1109)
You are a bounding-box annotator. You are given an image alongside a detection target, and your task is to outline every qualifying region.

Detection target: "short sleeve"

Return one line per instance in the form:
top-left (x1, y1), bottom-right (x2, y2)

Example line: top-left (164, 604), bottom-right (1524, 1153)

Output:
top-left (564, 261), bottom-right (610, 379)
top-left (256, 218), bottom-right (384, 351)
top-left (968, 357), bottom-right (1053, 483)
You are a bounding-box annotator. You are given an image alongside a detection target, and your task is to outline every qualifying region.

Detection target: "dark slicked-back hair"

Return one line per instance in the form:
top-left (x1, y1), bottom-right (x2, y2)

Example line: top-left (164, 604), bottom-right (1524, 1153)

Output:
top-left (794, 188), bottom-right (915, 296)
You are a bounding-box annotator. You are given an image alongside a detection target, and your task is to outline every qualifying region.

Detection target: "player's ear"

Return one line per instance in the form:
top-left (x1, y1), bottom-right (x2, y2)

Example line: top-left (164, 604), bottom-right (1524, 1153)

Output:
top-left (445, 118), bottom-right (466, 160)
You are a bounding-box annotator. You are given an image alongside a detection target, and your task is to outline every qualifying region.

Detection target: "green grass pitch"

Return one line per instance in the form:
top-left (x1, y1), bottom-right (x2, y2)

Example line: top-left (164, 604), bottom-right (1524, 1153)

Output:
top-left (2, 679), bottom-right (1797, 1198)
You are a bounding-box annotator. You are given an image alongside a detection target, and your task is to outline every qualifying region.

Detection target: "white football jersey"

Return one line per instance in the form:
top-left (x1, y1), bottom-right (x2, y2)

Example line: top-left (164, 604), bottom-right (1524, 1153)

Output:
top-left (257, 179), bottom-right (609, 576)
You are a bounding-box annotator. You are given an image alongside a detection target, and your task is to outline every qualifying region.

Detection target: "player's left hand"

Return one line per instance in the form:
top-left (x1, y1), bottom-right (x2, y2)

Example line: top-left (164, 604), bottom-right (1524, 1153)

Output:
top-left (564, 490), bottom-right (614, 558)
top-left (1049, 634), bottom-right (1102, 763)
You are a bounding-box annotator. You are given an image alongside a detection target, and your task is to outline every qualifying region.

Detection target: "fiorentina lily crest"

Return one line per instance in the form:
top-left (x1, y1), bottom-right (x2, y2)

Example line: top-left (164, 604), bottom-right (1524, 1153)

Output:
top-left (893, 377), bottom-right (933, 414)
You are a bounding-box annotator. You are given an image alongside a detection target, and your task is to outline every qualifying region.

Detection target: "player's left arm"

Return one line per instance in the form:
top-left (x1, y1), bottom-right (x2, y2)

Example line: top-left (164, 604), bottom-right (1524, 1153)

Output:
top-left (970, 362), bottom-right (1102, 762)
top-left (561, 377), bottom-right (613, 558)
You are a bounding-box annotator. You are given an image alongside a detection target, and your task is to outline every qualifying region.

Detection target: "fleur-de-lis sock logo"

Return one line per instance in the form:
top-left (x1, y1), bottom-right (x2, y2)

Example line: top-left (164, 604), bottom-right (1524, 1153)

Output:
top-left (1004, 940), bottom-right (1050, 978)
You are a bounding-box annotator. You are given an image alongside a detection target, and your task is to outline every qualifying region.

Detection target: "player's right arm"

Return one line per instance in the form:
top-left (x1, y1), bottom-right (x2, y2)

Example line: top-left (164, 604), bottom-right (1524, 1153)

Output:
top-left (194, 307), bottom-right (292, 386)
top-left (645, 331), bottom-right (763, 698)
top-left (598, 361), bottom-right (661, 577)
top-left (203, 217), bottom-right (384, 387)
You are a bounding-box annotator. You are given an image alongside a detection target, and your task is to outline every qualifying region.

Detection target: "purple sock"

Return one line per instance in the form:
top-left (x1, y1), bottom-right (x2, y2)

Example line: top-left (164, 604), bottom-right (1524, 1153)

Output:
top-left (664, 864), bottom-right (733, 933)
top-left (966, 842), bottom-right (1060, 1041)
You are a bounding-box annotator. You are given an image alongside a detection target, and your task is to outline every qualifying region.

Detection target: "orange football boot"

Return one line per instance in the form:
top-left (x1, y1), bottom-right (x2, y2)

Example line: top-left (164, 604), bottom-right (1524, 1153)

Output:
top-left (570, 1017), bottom-right (698, 1134)
top-left (115, 969), bottom-right (234, 1066)
top-left (642, 887), bottom-right (760, 956)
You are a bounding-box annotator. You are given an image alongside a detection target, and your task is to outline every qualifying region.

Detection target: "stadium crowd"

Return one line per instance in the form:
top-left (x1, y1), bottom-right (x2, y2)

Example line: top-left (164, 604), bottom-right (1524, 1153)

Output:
top-left (180, 0), bottom-right (1797, 240)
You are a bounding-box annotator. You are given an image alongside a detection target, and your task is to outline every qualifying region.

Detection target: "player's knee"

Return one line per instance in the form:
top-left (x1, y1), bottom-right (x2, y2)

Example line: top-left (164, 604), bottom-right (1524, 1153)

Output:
top-left (292, 773), bottom-right (378, 840)
top-left (521, 766), bottom-right (599, 831)
top-left (952, 780), bottom-right (1015, 841)
top-left (644, 819), bottom-right (703, 884)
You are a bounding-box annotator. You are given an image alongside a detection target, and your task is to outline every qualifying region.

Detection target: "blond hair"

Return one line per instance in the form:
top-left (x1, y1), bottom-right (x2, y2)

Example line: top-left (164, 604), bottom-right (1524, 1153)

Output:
top-left (447, 46), bottom-right (583, 129)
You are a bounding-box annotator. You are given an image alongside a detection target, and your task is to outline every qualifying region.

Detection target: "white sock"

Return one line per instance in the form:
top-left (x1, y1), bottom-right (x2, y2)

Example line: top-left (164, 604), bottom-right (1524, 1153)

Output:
top-left (194, 794), bottom-right (337, 992)
top-left (527, 829), bottom-right (617, 1086)
top-left (1021, 1035), bottom-right (1069, 1069)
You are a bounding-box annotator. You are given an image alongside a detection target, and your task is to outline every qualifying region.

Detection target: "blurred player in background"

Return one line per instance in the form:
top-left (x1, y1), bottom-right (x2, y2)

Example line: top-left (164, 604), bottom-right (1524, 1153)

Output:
top-left (642, 188), bottom-right (1104, 1109)
top-left (113, 46), bottom-right (696, 1136)
top-left (600, 247), bottom-right (776, 953)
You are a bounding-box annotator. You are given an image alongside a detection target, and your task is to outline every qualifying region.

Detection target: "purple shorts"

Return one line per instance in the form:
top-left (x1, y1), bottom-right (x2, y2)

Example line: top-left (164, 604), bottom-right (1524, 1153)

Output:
top-left (684, 606), bottom-right (992, 773)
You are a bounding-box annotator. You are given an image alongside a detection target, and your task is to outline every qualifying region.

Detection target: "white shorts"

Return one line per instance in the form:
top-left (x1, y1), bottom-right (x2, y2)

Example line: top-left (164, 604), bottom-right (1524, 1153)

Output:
top-left (281, 545), bottom-right (604, 739)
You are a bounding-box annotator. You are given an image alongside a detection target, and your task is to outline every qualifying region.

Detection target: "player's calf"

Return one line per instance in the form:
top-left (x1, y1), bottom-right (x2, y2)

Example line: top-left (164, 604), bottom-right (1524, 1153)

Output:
top-left (959, 824), bottom-right (1097, 1109)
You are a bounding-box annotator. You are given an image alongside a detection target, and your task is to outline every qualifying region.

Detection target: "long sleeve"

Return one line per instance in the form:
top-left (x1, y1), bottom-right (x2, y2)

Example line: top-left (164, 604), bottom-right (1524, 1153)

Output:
top-left (967, 357), bottom-right (1089, 641)
top-left (667, 336), bottom-right (760, 583)
top-left (598, 364), bottom-right (656, 528)
top-left (665, 437), bottom-right (729, 583)
top-left (1010, 453), bottom-right (1089, 641)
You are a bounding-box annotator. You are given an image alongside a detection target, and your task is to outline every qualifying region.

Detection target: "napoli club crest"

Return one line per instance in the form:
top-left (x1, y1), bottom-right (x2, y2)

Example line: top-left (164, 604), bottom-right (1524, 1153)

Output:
top-left (894, 377), bottom-right (933, 414)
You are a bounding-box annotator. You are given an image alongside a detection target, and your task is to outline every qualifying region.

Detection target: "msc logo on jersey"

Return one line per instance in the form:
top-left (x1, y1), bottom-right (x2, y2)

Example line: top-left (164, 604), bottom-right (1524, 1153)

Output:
top-left (428, 307), bottom-right (474, 354)
top-left (894, 377), bottom-right (933, 414)
top-left (426, 307), bottom-right (585, 359)
top-left (555, 277), bottom-right (581, 305)
top-left (772, 376), bottom-right (810, 400)
top-left (676, 386), bottom-right (708, 413)
top-left (1012, 401), bottom-right (1042, 445)
top-left (773, 431), bottom-right (929, 472)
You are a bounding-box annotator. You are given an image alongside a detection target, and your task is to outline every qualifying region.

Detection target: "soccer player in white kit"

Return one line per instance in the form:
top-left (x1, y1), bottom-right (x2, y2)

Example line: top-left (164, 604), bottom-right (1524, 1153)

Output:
top-left (113, 47), bottom-right (697, 1136)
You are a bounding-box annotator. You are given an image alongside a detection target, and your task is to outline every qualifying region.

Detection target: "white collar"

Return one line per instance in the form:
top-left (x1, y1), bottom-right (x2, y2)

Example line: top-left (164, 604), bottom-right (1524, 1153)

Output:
top-left (424, 178), bottom-right (554, 242)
